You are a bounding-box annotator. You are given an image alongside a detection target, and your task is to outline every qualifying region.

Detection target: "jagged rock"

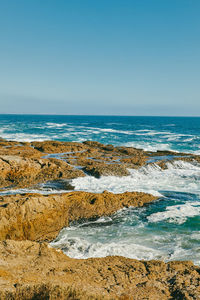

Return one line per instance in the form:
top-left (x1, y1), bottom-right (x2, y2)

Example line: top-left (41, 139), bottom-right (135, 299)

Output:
top-left (83, 162), bottom-right (130, 177)
top-left (0, 240), bottom-right (199, 299)
top-left (83, 140), bottom-right (103, 148)
top-left (0, 191), bottom-right (157, 242)
top-left (0, 155), bottom-right (84, 188)
top-left (31, 141), bottom-right (87, 153)
top-left (0, 141), bottom-right (42, 158)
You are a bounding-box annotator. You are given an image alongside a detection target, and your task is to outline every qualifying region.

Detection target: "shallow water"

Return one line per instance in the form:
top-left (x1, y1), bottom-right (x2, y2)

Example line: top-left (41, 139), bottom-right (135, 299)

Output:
top-left (51, 161), bottom-right (200, 265)
top-left (51, 196), bottom-right (200, 265)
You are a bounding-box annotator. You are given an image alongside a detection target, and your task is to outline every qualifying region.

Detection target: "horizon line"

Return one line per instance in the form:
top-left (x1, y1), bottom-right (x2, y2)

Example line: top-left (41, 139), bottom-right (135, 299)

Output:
top-left (0, 113), bottom-right (199, 118)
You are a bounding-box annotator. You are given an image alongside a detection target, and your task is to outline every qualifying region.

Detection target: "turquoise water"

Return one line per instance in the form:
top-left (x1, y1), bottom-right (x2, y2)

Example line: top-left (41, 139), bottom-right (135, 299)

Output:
top-left (0, 115), bottom-right (200, 264)
top-left (52, 192), bottom-right (200, 264)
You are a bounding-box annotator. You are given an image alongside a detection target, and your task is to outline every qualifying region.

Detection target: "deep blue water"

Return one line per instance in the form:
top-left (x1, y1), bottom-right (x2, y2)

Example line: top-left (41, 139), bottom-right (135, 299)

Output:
top-left (0, 115), bottom-right (200, 264)
top-left (0, 114), bottom-right (200, 153)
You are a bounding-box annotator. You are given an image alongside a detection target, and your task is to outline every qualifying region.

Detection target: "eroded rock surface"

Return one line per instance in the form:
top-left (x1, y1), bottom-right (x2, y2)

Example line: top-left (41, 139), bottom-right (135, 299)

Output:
top-left (0, 191), bottom-right (157, 242)
top-left (0, 155), bottom-right (84, 188)
top-left (0, 240), bottom-right (199, 300)
top-left (1, 140), bottom-right (200, 187)
top-left (31, 141), bottom-right (87, 154)
top-left (0, 141), bottom-right (43, 158)
top-left (0, 140), bottom-right (148, 187)
top-left (83, 162), bottom-right (130, 177)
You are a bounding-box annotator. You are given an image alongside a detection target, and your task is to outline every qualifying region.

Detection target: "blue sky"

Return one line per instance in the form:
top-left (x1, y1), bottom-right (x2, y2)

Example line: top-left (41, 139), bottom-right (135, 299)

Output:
top-left (0, 0), bottom-right (199, 115)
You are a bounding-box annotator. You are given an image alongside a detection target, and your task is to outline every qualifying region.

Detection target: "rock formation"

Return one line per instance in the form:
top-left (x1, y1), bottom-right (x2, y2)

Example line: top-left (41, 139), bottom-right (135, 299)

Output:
top-left (0, 140), bottom-right (199, 188)
top-left (0, 155), bottom-right (84, 188)
top-left (0, 139), bottom-right (200, 299)
top-left (0, 240), bottom-right (199, 299)
top-left (0, 191), bottom-right (157, 242)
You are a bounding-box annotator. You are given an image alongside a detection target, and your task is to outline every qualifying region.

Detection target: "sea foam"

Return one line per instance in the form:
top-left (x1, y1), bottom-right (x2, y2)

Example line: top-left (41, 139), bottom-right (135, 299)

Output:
top-left (148, 201), bottom-right (200, 224)
top-left (71, 161), bottom-right (200, 196)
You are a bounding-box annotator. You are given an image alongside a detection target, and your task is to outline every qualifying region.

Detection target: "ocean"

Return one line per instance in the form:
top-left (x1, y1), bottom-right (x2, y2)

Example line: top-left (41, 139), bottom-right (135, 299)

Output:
top-left (0, 114), bottom-right (200, 265)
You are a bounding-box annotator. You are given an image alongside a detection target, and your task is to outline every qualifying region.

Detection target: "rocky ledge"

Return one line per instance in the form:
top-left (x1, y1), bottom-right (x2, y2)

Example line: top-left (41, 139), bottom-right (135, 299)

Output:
top-left (0, 240), bottom-right (200, 300)
top-left (0, 139), bottom-right (199, 189)
top-left (0, 140), bottom-right (147, 188)
top-left (0, 191), bottom-right (157, 242)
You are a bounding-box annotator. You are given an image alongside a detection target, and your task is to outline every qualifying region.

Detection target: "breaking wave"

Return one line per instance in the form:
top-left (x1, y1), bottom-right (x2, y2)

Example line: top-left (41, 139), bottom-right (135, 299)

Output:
top-left (71, 161), bottom-right (200, 196)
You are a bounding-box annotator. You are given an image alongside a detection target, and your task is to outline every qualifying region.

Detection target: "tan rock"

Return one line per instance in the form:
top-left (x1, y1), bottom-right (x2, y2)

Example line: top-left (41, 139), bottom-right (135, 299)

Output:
top-left (0, 141), bottom-right (42, 158)
top-left (31, 141), bottom-right (87, 153)
top-left (83, 161), bottom-right (130, 177)
top-left (61, 142), bottom-right (148, 174)
top-left (0, 191), bottom-right (157, 242)
top-left (0, 140), bottom-right (151, 187)
top-left (0, 240), bottom-right (199, 299)
top-left (0, 155), bottom-right (84, 188)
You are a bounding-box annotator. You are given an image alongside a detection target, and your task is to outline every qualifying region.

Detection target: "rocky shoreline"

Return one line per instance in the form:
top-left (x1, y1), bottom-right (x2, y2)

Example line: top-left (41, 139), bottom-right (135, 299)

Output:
top-left (0, 191), bottom-right (157, 242)
top-left (1, 240), bottom-right (200, 300)
top-left (0, 139), bottom-right (200, 299)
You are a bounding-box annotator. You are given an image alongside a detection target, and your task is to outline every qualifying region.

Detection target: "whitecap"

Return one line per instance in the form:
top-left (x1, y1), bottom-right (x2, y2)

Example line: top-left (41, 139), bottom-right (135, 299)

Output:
top-left (0, 132), bottom-right (50, 142)
top-left (46, 122), bottom-right (68, 128)
top-left (123, 141), bottom-right (175, 152)
top-left (50, 231), bottom-right (165, 260)
top-left (148, 201), bottom-right (200, 224)
top-left (0, 188), bottom-right (72, 196)
top-left (71, 161), bottom-right (200, 196)
top-left (133, 130), bottom-right (172, 136)
top-left (50, 215), bottom-right (200, 264)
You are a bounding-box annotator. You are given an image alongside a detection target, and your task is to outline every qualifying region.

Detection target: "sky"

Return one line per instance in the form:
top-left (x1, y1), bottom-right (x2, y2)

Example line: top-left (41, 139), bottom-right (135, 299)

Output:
top-left (0, 0), bottom-right (199, 116)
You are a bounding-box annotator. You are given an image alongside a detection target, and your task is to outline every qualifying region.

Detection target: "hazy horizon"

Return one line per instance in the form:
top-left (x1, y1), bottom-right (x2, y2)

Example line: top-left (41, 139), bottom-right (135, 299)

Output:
top-left (0, 113), bottom-right (200, 118)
